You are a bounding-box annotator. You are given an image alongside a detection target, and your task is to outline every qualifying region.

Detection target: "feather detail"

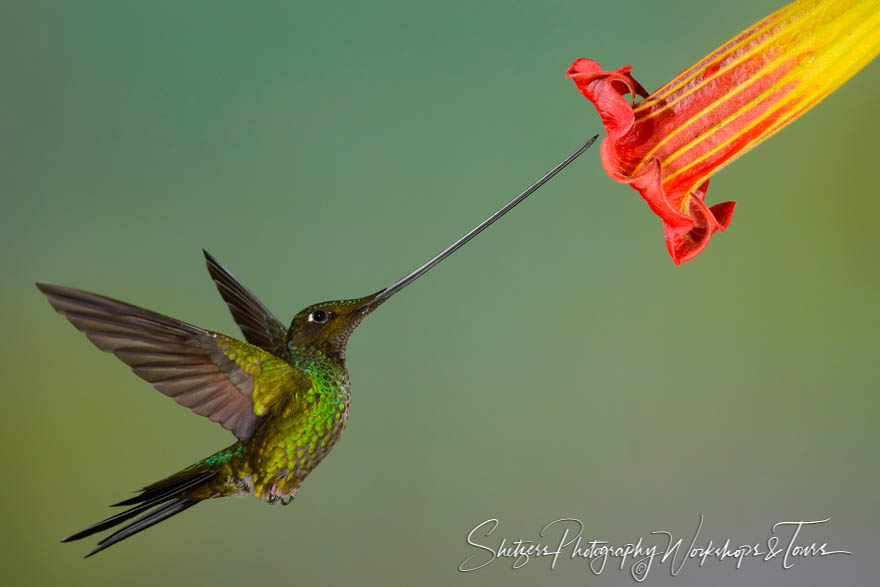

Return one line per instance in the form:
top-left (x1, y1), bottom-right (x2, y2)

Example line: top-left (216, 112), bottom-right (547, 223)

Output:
top-left (84, 499), bottom-right (200, 558)
top-left (203, 250), bottom-right (289, 358)
top-left (61, 470), bottom-right (219, 557)
top-left (36, 282), bottom-right (295, 441)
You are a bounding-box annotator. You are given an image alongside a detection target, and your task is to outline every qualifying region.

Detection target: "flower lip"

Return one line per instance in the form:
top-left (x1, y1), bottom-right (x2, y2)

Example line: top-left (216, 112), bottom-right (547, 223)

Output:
top-left (567, 58), bottom-right (736, 265)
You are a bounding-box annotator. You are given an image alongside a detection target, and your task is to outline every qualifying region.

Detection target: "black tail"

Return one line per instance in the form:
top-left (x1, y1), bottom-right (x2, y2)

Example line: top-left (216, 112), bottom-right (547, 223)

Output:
top-left (63, 471), bottom-right (217, 558)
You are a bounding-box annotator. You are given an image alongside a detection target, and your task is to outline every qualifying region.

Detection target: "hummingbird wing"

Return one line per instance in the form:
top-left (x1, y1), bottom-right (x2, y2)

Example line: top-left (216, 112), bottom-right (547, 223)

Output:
top-left (202, 250), bottom-right (289, 358)
top-left (37, 283), bottom-right (299, 441)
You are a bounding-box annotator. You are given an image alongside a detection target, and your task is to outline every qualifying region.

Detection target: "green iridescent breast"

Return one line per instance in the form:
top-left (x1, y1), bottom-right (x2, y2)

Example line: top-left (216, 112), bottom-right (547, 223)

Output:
top-left (249, 344), bottom-right (352, 499)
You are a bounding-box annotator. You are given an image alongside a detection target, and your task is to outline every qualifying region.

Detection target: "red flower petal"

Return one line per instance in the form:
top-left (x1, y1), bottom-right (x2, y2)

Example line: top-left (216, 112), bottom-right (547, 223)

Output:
top-left (567, 59), bottom-right (735, 264)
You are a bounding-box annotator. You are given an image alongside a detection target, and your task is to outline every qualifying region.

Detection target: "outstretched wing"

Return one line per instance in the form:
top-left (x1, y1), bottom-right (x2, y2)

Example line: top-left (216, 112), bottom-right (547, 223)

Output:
top-left (37, 282), bottom-right (298, 441)
top-left (202, 250), bottom-right (289, 359)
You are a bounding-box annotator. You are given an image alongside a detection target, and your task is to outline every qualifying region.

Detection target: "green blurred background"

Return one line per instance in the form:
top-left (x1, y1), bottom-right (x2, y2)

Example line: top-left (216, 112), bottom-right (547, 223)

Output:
top-left (2, 1), bottom-right (877, 585)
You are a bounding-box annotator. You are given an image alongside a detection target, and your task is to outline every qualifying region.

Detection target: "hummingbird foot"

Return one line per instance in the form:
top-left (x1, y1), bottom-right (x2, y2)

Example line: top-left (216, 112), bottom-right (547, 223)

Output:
top-left (267, 480), bottom-right (295, 505)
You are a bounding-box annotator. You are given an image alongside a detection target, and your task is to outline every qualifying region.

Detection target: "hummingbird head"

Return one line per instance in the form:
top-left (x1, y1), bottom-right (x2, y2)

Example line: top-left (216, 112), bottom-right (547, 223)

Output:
top-left (286, 292), bottom-right (387, 363)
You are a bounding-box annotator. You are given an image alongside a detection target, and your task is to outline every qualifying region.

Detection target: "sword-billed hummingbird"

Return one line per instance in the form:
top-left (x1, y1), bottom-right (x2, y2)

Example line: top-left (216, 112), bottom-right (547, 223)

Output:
top-left (37, 136), bottom-right (596, 557)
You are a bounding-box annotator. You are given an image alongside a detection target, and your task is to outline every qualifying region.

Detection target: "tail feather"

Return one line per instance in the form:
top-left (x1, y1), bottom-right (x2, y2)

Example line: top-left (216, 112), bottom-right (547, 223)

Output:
top-left (63, 471), bottom-right (217, 557)
top-left (84, 499), bottom-right (200, 558)
top-left (112, 471), bottom-right (216, 507)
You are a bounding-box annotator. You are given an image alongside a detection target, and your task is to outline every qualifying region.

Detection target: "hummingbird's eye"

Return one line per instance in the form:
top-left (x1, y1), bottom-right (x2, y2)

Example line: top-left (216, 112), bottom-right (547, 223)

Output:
top-left (309, 309), bottom-right (329, 324)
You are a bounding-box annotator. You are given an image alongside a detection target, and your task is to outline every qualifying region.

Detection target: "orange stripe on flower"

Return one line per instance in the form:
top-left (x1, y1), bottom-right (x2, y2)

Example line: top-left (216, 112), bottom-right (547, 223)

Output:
top-left (567, 0), bottom-right (880, 264)
top-left (635, 18), bottom-right (791, 118)
top-left (635, 11), bottom-right (787, 112)
top-left (634, 53), bottom-right (805, 178)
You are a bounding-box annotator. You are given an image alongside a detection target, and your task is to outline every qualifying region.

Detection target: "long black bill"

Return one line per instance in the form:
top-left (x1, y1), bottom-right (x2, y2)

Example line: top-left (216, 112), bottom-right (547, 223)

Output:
top-left (368, 135), bottom-right (598, 306)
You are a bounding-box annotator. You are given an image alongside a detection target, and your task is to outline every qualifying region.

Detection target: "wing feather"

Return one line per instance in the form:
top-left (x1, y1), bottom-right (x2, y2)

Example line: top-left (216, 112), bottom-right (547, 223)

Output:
top-left (202, 250), bottom-right (288, 358)
top-left (37, 282), bottom-right (298, 441)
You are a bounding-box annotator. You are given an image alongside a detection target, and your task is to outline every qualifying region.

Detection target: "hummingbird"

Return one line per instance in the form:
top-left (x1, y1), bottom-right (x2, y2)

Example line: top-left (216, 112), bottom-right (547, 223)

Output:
top-left (38, 136), bottom-right (596, 557)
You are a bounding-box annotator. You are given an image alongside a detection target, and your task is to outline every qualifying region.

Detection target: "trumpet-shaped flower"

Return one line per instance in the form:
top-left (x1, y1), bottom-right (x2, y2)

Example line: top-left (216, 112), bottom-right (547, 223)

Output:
top-left (568, 0), bottom-right (880, 263)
